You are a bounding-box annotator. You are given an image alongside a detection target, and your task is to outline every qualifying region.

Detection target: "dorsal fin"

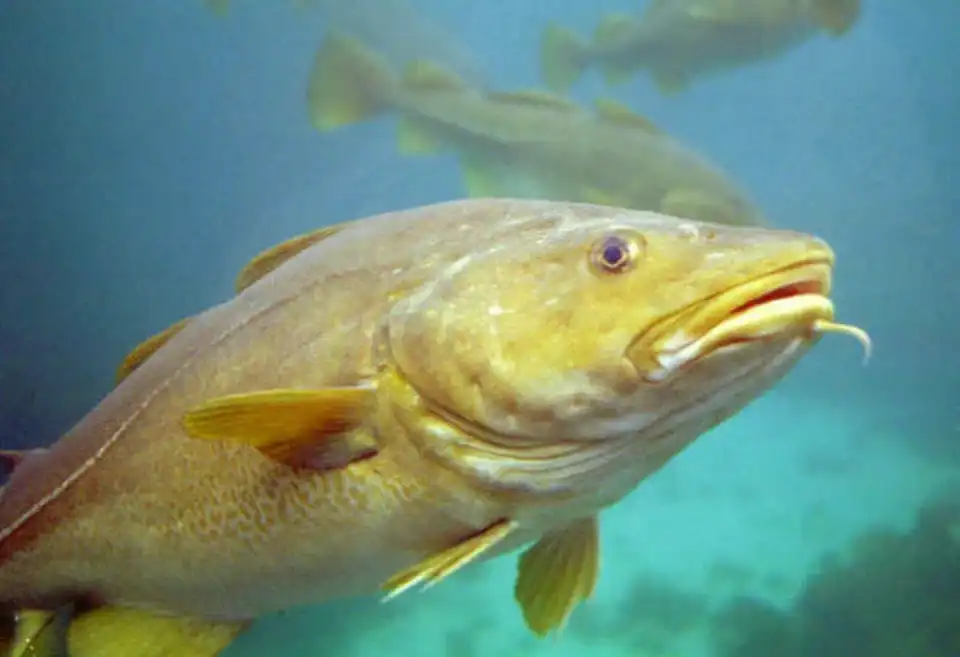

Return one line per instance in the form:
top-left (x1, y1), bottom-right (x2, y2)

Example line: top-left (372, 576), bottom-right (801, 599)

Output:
top-left (116, 318), bottom-right (191, 385)
top-left (594, 98), bottom-right (661, 134)
top-left (486, 90), bottom-right (582, 112)
top-left (235, 225), bottom-right (343, 293)
top-left (402, 61), bottom-right (468, 91)
top-left (594, 13), bottom-right (637, 43)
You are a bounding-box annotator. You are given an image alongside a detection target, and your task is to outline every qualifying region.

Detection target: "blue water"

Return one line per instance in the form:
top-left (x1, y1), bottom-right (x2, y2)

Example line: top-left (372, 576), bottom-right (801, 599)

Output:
top-left (0, 1), bottom-right (956, 656)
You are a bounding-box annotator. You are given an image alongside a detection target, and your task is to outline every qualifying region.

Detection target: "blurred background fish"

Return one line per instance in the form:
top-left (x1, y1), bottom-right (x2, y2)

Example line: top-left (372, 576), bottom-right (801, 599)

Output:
top-left (308, 32), bottom-right (767, 226)
top-left (541, 0), bottom-right (861, 93)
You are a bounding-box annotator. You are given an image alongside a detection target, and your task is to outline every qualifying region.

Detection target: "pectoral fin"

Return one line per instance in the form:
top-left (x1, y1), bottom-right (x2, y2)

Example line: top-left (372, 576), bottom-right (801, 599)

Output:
top-left (381, 519), bottom-right (517, 599)
top-left (182, 388), bottom-right (378, 470)
top-left (116, 318), bottom-right (190, 385)
top-left (514, 516), bottom-right (600, 636)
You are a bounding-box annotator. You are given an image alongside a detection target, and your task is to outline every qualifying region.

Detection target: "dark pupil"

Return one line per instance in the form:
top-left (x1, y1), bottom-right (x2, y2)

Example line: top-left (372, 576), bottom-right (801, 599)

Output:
top-left (602, 239), bottom-right (627, 267)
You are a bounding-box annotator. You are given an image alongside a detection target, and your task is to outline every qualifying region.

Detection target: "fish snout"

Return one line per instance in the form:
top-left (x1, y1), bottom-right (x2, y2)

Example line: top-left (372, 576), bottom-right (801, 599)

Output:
top-left (626, 260), bottom-right (871, 381)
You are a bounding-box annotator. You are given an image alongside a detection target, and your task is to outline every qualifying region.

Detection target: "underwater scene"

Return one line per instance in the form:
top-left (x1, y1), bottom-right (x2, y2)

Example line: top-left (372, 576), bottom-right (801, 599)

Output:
top-left (0, 0), bottom-right (957, 655)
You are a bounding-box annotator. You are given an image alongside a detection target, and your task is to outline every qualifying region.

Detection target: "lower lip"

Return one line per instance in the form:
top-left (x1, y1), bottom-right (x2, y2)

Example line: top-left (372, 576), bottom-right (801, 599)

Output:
top-left (646, 280), bottom-right (830, 380)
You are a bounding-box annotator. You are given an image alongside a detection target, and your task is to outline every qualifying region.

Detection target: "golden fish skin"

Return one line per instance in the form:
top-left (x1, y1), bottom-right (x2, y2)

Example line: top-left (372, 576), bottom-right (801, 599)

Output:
top-left (0, 199), bottom-right (867, 652)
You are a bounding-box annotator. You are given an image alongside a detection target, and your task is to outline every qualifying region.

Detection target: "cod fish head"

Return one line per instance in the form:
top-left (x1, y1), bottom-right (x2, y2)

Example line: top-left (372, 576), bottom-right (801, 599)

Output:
top-left (384, 206), bottom-right (869, 498)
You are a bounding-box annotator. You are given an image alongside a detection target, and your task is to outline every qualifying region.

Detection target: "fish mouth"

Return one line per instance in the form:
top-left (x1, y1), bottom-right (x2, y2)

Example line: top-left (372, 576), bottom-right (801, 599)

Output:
top-left (628, 260), bottom-right (871, 381)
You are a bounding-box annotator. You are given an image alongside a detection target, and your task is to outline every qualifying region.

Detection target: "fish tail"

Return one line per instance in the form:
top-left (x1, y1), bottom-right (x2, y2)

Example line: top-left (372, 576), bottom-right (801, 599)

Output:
top-left (593, 14), bottom-right (644, 87)
top-left (1, 605), bottom-right (248, 657)
top-left (539, 22), bottom-right (589, 92)
top-left (808, 0), bottom-right (861, 36)
top-left (307, 31), bottom-right (398, 131)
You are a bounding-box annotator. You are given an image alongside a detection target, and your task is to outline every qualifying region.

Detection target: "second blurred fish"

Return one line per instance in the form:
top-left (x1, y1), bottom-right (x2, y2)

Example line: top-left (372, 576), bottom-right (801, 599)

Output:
top-left (307, 32), bottom-right (767, 227)
top-left (541, 0), bottom-right (861, 94)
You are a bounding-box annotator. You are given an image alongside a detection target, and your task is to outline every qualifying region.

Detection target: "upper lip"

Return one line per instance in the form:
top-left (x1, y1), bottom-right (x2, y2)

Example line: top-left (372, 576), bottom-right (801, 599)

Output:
top-left (627, 259), bottom-right (834, 375)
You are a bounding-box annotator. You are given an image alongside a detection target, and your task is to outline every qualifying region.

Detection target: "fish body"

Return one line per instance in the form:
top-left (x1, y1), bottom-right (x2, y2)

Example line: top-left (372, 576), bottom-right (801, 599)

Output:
top-left (0, 199), bottom-right (869, 655)
top-left (541, 0), bottom-right (861, 93)
top-left (308, 33), bottom-right (767, 228)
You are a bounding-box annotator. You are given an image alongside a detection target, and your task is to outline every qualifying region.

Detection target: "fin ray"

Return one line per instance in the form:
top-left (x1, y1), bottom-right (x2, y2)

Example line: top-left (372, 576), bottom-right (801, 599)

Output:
top-left (116, 318), bottom-right (190, 385)
top-left (235, 225), bottom-right (344, 293)
top-left (514, 516), bottom-right (599, 636)
top-left (382, 519), bottom-right (517, 599)
top-left (182, 388), bottom-right (378, 470)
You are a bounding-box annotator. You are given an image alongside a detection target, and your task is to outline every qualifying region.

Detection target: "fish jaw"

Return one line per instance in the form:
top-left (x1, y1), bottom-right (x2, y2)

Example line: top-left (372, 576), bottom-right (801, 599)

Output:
top-left (629, 259), bottom-right (836, 380)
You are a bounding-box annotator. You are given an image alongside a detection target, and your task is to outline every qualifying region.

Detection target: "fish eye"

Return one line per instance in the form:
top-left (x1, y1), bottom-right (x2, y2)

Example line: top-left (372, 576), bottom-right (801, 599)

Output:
top-left (590, 233), bottom-right (642, 274)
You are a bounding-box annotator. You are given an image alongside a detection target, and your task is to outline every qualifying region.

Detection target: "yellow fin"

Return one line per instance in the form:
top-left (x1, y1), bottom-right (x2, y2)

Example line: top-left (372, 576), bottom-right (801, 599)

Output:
top-left (235, 225), bottom-right (343, 293)
top-left (594, 98), bottom-right (661, 133)
top-left (594, 13), bottom-right (637, 44)
top-left (307, 32), bottom-right (396, 131)
top-left (539, 23), bottom-right (589, 92)
top-left (486, 90), bottom-right (581, 112)
top-left (396, 115), bottom-right (446, 155)
top-left (460, 159), bottom-right (505, 198)
top-left (514, 516), bottom-right (599, 637)
top-left (115, 318), bottom-right (190, 385)
top-left (382, 519), bottom-right (517, 599)
top-left (68, 607), bottom-right (246, 657)
top-left (182, 388), bottom-right (378, 470)
top-left (9, 609), bottom-right (68, 657)
top-left (809, 0), bottom-right (860, 36)
top-left (402, 60), bottom-right (467, 91)
top-left (652, 69), bottom-right (689, 95)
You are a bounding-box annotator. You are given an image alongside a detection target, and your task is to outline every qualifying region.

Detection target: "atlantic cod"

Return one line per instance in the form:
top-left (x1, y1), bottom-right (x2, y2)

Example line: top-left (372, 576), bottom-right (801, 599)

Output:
top-left (308, 32), bottom-right (767, 228)
top-left (541, 0), bottom-right (861, 94)
top-left (0, 198), bottom-right (870, 656)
